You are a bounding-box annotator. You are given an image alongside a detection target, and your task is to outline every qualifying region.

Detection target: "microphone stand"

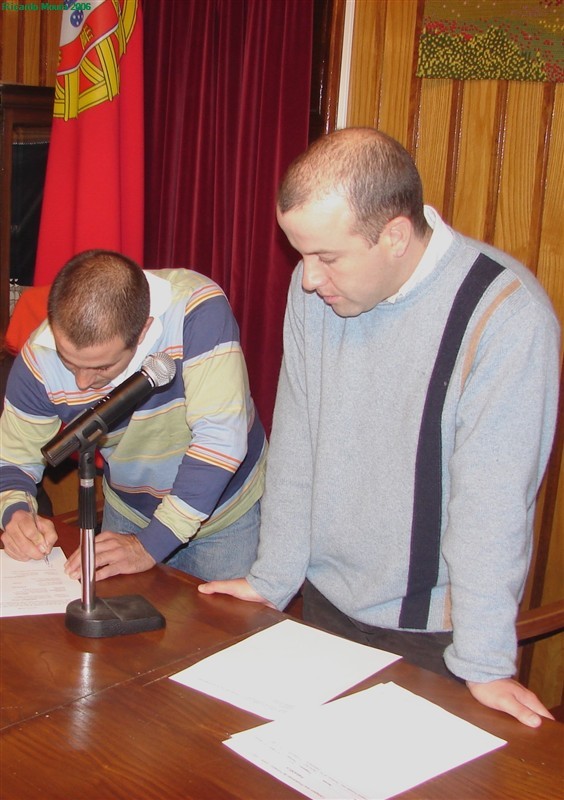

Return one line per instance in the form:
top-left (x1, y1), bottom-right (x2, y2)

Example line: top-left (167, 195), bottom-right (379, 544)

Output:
top-left (64, 445), bottom-right (165, 638)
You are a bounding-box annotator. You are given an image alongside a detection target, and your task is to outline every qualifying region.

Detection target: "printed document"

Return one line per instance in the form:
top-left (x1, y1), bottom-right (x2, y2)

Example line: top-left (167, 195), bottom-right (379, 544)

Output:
top-left (0, 547), bottom-right (80, 617)
top-left (170, 618), bottom-right (400, 719)
top-left (225, 681), bottom-right (506, 799)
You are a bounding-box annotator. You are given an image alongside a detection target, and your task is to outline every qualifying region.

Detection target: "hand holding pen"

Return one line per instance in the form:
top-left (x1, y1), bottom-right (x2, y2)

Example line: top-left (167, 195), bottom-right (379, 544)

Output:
top-left (25, 491), bottom-right (50, 565)
top-left (0, 491), bottom-right (58, 562)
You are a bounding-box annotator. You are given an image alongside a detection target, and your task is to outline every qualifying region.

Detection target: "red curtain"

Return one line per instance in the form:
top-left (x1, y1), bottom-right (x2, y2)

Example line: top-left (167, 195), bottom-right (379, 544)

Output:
top-left (143, 0), bottom-right (313, 432)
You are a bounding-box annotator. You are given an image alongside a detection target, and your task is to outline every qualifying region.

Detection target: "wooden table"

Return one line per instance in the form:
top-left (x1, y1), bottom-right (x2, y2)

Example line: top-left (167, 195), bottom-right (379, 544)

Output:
top-left (1, 513), bottom-right (562, 799)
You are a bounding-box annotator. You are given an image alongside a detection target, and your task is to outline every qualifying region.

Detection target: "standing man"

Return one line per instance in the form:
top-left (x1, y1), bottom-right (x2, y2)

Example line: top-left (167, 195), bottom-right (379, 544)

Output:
top-left (200, 128), bottom-right (560, 727)
top-left (0, 250), bottom-right (266, 581)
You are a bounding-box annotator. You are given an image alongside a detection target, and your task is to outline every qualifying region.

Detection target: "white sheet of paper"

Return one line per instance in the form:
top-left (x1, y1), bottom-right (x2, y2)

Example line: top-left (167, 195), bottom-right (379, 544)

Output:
top-left (169, 618), bottom-right (400, 719)
top-left (225, 681), bottom-right (506, 800)
top-left (0, 547), bottom-right (80, 617)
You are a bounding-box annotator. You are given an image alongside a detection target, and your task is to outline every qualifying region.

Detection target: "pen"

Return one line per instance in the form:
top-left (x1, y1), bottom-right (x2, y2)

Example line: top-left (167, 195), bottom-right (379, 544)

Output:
top-left (25, 491), bottom-right (49, 565)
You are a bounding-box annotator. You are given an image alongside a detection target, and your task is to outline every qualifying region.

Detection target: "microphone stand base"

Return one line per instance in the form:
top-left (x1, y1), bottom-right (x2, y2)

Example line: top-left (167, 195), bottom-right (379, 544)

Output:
top-left (65, 595), bottom-right (166, 638)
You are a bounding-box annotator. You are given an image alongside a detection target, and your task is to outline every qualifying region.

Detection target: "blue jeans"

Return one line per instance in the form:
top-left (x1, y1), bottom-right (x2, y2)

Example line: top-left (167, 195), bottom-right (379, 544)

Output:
top-left (102, 500), bottom-right (260, 581)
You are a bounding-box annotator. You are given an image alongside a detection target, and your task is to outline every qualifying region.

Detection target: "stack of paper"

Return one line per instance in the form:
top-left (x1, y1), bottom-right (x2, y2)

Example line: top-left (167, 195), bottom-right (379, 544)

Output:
top-left (170, 619), bottom-right (506, 799)
top-left (226, 681), bottom-right (505, 799)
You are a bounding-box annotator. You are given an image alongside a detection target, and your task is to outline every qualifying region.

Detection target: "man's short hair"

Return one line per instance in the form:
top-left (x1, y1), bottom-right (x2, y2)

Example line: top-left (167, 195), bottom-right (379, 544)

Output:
top-left (277, 128), bottom-right (428, 244)
top-left (48, 250), bottom-right (150, 350)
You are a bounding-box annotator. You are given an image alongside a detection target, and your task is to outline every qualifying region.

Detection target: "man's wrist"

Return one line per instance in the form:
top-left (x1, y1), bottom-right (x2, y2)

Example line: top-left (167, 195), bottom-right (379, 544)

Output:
top-left (136, 516), bottom-right (185, 562)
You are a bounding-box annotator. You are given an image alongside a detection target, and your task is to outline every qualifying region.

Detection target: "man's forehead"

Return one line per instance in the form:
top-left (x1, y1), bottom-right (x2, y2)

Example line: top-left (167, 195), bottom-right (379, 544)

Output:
top-left (278, 193), bottom-right (356, 242)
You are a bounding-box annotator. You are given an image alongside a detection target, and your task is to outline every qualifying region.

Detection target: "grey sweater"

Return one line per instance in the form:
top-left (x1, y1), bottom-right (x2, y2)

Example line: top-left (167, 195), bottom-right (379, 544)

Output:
top-left (249, 228), bottom-right (560, 683)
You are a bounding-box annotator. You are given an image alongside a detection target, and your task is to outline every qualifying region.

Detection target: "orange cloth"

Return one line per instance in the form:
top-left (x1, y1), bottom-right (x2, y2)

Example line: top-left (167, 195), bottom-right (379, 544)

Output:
top-left (4, 285), bottom-right (50, 355)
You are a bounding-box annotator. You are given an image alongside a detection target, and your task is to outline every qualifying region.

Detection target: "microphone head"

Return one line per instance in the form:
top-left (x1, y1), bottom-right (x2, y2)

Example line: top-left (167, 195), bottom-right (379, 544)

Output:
top-left (141, 352), bottom-right (176, 388)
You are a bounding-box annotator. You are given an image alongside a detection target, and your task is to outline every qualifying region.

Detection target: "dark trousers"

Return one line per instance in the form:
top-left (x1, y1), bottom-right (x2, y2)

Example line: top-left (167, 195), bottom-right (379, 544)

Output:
top-left (302, 580), bottom-right (456, 679)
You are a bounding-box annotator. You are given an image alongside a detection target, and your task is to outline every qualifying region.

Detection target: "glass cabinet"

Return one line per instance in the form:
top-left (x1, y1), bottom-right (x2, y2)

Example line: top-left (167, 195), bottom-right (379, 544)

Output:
top-left (0, 83), bottom-right (54, 336)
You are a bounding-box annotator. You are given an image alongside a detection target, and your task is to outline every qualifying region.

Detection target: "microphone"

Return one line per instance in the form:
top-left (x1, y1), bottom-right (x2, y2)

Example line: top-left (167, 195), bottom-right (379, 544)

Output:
top-left (41, 352), bottom-right (176, 467)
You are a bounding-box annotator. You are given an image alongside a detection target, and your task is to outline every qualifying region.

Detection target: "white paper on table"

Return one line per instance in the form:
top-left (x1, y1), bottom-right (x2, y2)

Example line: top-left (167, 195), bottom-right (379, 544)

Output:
top-left (169, 618), bottom-right (400, 719)
top-left (225, 681), bottom-right (506, 800)
top-left (0, 547), bottom-right (80, 617)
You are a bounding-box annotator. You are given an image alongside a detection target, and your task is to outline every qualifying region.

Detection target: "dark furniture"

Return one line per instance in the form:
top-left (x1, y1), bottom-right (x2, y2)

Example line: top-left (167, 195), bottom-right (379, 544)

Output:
top-left (0, 83), bottom-right (54, 337)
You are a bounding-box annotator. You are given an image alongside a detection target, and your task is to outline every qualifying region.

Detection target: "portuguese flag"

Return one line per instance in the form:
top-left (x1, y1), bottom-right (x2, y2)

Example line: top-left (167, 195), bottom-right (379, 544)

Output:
top-left (34, 0), bottom-right (144, 285)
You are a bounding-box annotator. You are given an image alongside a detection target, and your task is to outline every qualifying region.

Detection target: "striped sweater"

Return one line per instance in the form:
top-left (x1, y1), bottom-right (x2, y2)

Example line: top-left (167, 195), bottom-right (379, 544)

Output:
top-left (0, 269), bottom-right (266, 562)
top-left (248, 227), bottom-right (560, 683)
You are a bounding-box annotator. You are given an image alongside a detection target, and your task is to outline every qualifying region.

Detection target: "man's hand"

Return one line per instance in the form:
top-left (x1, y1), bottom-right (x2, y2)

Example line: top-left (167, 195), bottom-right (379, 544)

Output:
top-left (1, 510), bottom-right (57, 561)
top-left (64, 531), bottom-right (156, 581)
top-left (198, 577), bottom-right (276, 608)
top-left (466, 677), bottom-right (555, 727)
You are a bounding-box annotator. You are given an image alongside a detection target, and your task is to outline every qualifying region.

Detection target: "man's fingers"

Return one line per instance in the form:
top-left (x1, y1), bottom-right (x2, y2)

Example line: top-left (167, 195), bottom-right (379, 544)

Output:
top-left (198, 580), bottom-right (232, 595)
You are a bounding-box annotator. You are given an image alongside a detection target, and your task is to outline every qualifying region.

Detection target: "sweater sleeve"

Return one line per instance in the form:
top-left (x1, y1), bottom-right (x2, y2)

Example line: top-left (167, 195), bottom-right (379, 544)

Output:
top-left (0, 350), bottom-right (62, 528)
top-left (248, 265), bottom-right (313, 609)
top-left (442, 296), bottom-right (560, 683)
top-left (136, 293), bottom-right (252, 561)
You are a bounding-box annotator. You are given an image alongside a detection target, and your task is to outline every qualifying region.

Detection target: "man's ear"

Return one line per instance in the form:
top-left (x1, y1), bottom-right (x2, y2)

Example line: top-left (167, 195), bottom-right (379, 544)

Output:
top-left (137, 317), bottom-right (154, 345)
top-left (383, 216), bottom-right (411, 258)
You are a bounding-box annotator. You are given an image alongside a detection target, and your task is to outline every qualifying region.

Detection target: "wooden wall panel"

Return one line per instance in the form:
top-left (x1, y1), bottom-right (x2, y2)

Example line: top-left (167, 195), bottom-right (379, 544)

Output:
top-left (346, 0), bottom-right (563, 711)
top-left (21, 8), bottom-right (42, 85)
top-left (495, 83), bottom-right (545, 269)
top-left (538, 86), bottom-right (564, 326)
top-left (347, 0), bottom-right (384, 126)
top-left (44, 10), bottom-right (62, 85)
top-left (0, 9), bottom-right (20, 83)
top-left (452, 80), bottom-right (501, 242)
top-left (416, 80), bottom-right (454, 212)
top-left (376, 0), bottom-right (418, 142)
top-left (0, 8), bottom-right (61, 87)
